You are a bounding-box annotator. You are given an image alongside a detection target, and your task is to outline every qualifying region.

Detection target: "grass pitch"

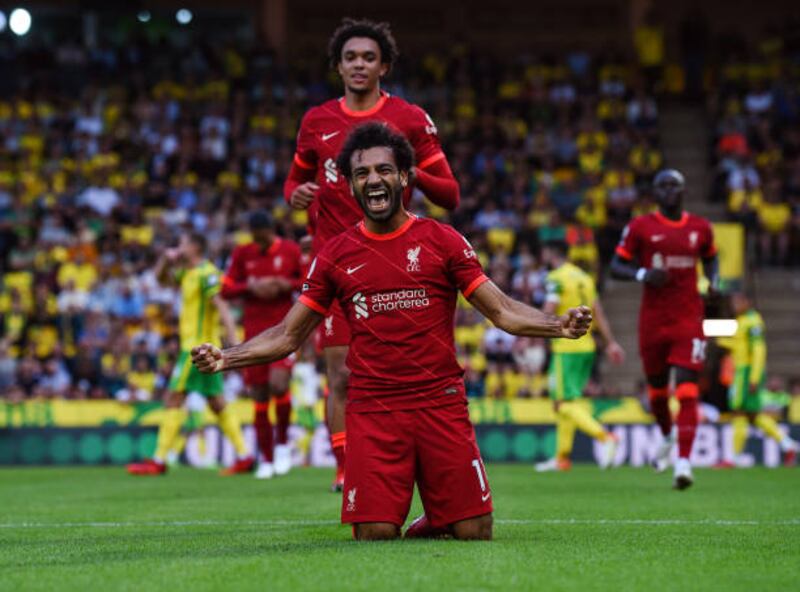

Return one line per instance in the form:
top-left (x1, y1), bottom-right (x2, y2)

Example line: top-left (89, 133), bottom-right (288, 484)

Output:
top-left (1, 465), bottom-right (798, 592)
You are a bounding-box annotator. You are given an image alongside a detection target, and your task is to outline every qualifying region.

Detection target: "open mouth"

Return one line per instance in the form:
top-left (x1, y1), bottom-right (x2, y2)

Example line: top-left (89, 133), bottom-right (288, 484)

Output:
top-left (351, 74), bottom-right (368, 84)
top-left (365, 187), bottom-right (391, 213)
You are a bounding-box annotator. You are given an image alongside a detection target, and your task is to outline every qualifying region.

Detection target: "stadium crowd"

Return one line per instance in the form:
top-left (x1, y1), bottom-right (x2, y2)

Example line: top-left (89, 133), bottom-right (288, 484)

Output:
top-left (0, 29), bottom-right (792, 404)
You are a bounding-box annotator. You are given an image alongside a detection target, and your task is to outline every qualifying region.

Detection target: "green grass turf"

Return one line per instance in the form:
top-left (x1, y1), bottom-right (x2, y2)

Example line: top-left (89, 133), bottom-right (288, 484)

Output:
top-left (1, 465), bottom-right (798, 592)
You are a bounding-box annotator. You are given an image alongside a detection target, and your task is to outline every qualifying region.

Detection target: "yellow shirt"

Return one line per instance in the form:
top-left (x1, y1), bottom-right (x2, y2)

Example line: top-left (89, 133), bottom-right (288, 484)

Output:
top-left (546, 262), bottom-right (597, 353)
top-left (57, 262), bottom-right (98, 292)
top-left (718, 309), bottom-right (766, 384)
top-left (175, 261), bottom-right (222, 350)
top-left (758, 202), bottom-right (791, 233)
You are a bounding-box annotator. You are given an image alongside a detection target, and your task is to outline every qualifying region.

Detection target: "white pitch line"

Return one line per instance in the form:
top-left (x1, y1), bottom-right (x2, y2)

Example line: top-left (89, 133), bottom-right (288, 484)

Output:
top-left (1, 518), bottom-right (798, 529)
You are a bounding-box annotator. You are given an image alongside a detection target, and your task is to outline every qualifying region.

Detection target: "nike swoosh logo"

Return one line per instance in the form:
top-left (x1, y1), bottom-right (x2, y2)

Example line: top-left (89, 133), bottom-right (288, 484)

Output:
top-left (481, 492), bottom-right (491, 502)
top-left (322, 131), bottom-right (340, 142)
top-left (346, 263), bottom-right (366, 275)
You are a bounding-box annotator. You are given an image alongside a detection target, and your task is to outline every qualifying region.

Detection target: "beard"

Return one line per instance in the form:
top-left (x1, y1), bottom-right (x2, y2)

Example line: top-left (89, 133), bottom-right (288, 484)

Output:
top-left (355, 180), bottom-right (403, 222)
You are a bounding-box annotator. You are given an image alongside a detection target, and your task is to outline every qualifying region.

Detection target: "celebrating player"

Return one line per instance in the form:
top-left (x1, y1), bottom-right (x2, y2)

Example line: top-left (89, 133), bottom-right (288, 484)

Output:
top-left (717, 292), bottom-right (798, 466)
top-left (193, 123), bottom-right (591, 540)
top-left (610, 169), bottom-right (718, 489)
top-left (283, 18), bottom-right (460, 491)
top-left (534, 239), bottom-right (625, 472)
top-left (127, 232), bottom-right (254, 476)
top-left (221, 210), bottom-right (303, 479)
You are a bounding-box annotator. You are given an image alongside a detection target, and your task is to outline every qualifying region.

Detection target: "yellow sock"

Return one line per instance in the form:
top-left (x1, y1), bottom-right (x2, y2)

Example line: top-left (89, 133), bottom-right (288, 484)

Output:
top-left (754, 413), bottom-right (784, 444)
top-left (556, 408), bottom-right (577, 459)
top-left (732, 416), bottom-right (749, 455)
top-left (561, 401), bottom-right (607, 441)
top-left (155, 409), bottom-right (186, 461)
top-left (218, 406), bottom-right (247, 458)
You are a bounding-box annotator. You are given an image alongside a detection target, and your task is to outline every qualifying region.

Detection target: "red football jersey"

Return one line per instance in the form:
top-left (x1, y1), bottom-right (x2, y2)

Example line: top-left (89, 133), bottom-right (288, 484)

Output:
top-left (616, 211), bottom-right (716, 326)
top-left (298, 215), bottom-right (488, 412)
top-left (222, 238), bottom-right (303, 336)
top-left (293, 92), bottom-right (445, 252)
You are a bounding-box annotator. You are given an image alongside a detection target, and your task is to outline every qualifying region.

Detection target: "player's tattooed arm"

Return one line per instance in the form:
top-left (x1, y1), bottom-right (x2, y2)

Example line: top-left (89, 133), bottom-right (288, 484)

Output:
top-left (191, 301), bottom-right (323, 373)
top-left (468, 280), bottom-right (592, 339)
top-left (609, 254), bottom-right (668, 287)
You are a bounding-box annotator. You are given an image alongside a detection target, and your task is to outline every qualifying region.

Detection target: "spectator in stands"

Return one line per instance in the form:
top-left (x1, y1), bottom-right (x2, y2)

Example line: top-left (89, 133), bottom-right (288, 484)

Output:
top-left (757, 179), bottom-right (791, 265)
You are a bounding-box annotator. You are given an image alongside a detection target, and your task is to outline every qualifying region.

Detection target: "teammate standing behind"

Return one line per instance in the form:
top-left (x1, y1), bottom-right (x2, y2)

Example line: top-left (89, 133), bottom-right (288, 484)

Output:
top-left (535, 240), bottom-right (625, 472)
top-left (192, 123), bottom-right (592, 540)
top-left (127, 232), bottom-right (253, 476)
top-left (718, 292), bottom-right (798, 466)
top-left (610, 169), bottom-right (718, 489)
top-left (283, 18), bottom-right (460, 491)
top-left (222, 210), bottom-right (303, 479)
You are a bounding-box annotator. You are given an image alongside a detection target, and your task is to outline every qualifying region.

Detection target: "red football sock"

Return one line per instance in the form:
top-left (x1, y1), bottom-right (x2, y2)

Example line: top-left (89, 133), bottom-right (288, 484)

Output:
top-left (331, 431), bottom-right (346, 476)
top-left (648, 386), bottom-right (672, 437)
top-left (254, 401), bottom-right (274, 462)
top-left (275, 393), bottom-right (292, 445)
top-left (676, 383), bottom-right (699, 459)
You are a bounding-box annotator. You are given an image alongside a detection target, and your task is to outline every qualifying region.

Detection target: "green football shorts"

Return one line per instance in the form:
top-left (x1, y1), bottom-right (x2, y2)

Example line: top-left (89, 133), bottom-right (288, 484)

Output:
top-left (168, 350), bottom-right (224, 397)
top-left (548, 352), bottom-right (595, 401)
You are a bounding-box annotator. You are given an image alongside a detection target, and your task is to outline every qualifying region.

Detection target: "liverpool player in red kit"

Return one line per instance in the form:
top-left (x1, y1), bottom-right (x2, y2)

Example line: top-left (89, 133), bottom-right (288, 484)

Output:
top-left (611, 169), bottom-right (719, 490)
top-left (193, 123), bottom-right (591, 540)
top-left (284, 19), bottom-right (460, 491)
top-left (222, 210), bottom-right (302, 479)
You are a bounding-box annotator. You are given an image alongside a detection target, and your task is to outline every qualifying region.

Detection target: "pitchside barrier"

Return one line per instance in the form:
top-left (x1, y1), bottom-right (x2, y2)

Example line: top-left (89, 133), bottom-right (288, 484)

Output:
top-left (1, 398), bottom-right (798, 467)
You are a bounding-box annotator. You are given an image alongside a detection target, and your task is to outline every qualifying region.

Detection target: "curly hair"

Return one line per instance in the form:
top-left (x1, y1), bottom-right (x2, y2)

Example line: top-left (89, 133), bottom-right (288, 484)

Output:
top-left (328, 18), bottom-right (398, 72)
top-left (336, 122), bottom-right (415, 180)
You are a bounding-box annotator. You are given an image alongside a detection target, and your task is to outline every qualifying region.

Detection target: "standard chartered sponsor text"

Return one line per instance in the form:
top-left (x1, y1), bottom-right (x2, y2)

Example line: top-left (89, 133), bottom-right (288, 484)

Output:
top-left (370, 288), bottom-right (429, 313)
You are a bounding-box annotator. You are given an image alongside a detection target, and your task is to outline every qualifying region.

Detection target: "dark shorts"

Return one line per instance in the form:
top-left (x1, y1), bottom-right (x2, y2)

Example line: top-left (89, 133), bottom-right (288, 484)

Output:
top-left (316, 300), bottom-right (351, 349)
top-left (341, 402), bottom-right (493, 528)
top-left (639, 320), bottom-right (706, 377)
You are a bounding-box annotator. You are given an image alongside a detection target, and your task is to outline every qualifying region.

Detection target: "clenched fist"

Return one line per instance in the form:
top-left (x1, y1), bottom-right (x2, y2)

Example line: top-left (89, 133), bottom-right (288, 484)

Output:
top-left (559, 306), bottom-right (593, 339)
top-left (191, 343), bottom-right (226, 373)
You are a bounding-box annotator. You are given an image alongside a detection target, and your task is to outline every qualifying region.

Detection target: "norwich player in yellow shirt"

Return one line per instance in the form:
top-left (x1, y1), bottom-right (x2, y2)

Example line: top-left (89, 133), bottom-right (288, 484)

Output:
top-left (127, 232), bottom-right (254, 476)
top-left (718, 292), bottom-right (798, 467)
top-left (535, 240), bottom-right (625, 472)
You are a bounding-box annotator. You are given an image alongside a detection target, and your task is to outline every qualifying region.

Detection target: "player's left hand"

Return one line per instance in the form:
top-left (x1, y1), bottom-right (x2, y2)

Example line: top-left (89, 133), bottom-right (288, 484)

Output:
top-left (191, 343), bottom-right (226, 373)
top-left (605, 340), bottom-right (626, 365)
top-left (559, 305), bottom-right (592, 339)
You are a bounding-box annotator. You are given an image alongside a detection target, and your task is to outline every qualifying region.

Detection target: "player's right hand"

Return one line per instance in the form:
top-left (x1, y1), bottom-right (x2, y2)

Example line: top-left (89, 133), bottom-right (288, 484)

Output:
top-left (643, 268), bottom-right (669, 287)
top-left (290, 182), bottom-right (319, 210)
top-left (191, 343), bottom-right (226, 374)
top-left (559, 305), bottom-right (593, 339)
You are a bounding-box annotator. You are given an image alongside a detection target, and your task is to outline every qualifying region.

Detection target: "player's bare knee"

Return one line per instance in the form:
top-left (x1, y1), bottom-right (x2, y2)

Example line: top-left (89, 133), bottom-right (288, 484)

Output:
top-left (207, 396), bottom-right (225, 415)
top-left (354, 523), bottom-right (400, 541)
top-left (164, 391), bottom-right (186, 409)
top-left (452, 514), bottom-right (493, 541)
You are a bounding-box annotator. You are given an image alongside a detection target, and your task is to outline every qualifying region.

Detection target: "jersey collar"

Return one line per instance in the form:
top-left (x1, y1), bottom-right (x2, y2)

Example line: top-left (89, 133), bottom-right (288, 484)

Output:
top-left (358, 213), bottom-right (416, 241)
top-left (339, 91), bottom-right (389, 118)
top-left (654, 210), bottom-right (688, 228)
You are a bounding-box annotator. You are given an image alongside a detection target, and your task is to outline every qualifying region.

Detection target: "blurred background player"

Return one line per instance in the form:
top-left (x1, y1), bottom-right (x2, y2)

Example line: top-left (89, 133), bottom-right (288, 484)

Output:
top-left (283, 18), bottom-right (461, 491)
top-left (611, 169), bottom-right (718, 490)
top-left (535, 239), bottom-right (625, 472)
top-left (222, 210), bottom-right (303, 479)
top-left (717, 292), bottom-right (798, 467)
top-left (291, 339), bottom-right (323, 465)
top-left (127, 232), bottom-right (253, 476)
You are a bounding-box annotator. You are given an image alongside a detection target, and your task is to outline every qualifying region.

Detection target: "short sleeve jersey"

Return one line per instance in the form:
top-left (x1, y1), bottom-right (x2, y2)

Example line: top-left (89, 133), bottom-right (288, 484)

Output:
top-left (293, 92), bottom-right (444, 252)
top-left (616, 211), bottom-right (716, 326)
top-left (223, 238), bottom-right (302, 335)
top-left (545, 262), bottom-right (597, 354)
top-left (299, 215), bottom-right (488, 412)
top-left (176, 261), bottom-right (222, 350)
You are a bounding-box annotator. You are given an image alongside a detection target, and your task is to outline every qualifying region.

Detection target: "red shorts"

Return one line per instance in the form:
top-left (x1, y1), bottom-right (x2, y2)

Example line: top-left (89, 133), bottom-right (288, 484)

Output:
top-left (242, 356), bottom-right (294, 388)
top-left (316, 300), bottom-right (351, 349)
top-left (342, 401), bottom-right (493, 528)
top-left (639, 319), bottom-right (707, 377)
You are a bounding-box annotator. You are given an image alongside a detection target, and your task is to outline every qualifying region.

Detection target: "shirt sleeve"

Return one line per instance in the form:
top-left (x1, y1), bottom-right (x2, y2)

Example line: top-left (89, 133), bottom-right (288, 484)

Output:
top-left (407, 105), bottom-right (445, 170)
top-left (293, 111), bottom-right (318, 171)
top-left (442, 226), bottom-right (489, 297)
top-left (202, 267), bottom-right (221, 299)
top-left (545, 274), bottom-right (562, 304)
top-left (615, 219), bottom-right (641, 261)
top-left (298, 249), bottom-right (335, 315)
top-left (221, 247), bottom-right (249, 299)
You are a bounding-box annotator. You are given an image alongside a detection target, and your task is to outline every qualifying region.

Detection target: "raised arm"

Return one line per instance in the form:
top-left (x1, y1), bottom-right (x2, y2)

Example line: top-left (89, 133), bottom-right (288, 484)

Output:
top-left (467, 280), bottom-right (592, 339)
top-left (154, 249), bottom-right (181, 286)
top-left (192, 301), bottom-right (323, 373)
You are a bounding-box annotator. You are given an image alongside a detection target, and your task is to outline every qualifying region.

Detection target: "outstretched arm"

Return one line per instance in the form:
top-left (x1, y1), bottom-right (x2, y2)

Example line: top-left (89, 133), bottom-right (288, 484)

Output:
top-left (191, 301), bottom-right (323, 373)
top-left (467, 280), bottom-right (592, 339)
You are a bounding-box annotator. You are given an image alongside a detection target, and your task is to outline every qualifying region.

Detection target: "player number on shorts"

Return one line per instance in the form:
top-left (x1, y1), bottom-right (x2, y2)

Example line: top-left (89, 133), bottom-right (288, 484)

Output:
top-left (472, 459), bottom-right (487, 492)
top-left (691, 338), bottom-right (707, 364)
